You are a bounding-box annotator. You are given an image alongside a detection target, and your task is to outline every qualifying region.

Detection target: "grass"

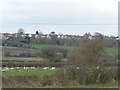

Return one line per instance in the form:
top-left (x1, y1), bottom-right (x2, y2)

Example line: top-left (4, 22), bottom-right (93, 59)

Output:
top-left (18, 82), bottom-right (118, 88)
top-left (31, 44), bottom-right (75, 50)
top-left (2, 57), bottom-right (43, 61)
top-left (2, 67), bottom-right (118, 88)
top-left (105, 47), bottom-right (118, 56)
top-left (2, 68), bottom-right (55, 77)
top-left (42, 83), bottom-right (118, 88)
top-left (2, 44), bottom-right (118, 56)
top-left (31, 44), bottom-right (118, 56)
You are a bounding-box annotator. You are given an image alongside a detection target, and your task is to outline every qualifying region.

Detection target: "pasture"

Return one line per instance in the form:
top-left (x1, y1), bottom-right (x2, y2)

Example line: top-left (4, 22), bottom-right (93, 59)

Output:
top-left (2, 67), bottom-right (118, 88)
top-left (31, 44), bottom-right (118, 56)
top-left (2, 68), bottom-right (55, 77)
top-left (2, 57), bottom-right (43, 61)
top-left (2, 43), bottom-right (118, 88)
top-left (105, 48), bottom-right (118, 56)
top-left (2, 45), bottom-right (118, 56)
top-left (32, 82), bottom-right (118, 88)
top-left (2, 68), bottom-right (118, 88)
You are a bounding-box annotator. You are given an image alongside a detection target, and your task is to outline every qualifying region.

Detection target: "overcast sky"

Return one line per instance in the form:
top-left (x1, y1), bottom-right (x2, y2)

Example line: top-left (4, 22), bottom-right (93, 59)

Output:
top-left (0, 0), bottom-right (119, 36)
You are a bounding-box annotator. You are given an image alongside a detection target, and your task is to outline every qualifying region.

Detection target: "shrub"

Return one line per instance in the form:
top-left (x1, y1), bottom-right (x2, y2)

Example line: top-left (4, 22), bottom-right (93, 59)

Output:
top-left (4, 52), bottom-right (10, 57)
top-left (54, 66), bottom-right (117, 85)
top-left (19, 53), bottom-right (32, 57)
top-left (41, 46), bottom-right (63, 62)
top-left (67, 39), bottom-right (106, 67)
top-left (2, 67), bottom-right (117, 88)
top-left (2, 75), bottom-right (42, 88)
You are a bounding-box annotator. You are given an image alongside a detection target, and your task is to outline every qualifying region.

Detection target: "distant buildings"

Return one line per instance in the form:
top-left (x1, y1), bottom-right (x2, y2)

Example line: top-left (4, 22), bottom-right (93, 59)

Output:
top-left (83, 33), bottom-right (92, 40)
top-left (0, 31), bottom-right (119, 41)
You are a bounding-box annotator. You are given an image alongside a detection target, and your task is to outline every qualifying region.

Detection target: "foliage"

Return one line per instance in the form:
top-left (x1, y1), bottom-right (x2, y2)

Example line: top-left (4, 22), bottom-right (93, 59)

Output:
top-left (41, 46), bottom-right (64, 62)
top-left (2, 44), bottom-right (118, 57)
top-left (2, 67), bottom-right (118, 88)
top-left (54, 66), bottom-right (117, 85)
top-left (4, 52), bottom-right (10, 57)
top-left (67, 39), bottom-right (108, 67)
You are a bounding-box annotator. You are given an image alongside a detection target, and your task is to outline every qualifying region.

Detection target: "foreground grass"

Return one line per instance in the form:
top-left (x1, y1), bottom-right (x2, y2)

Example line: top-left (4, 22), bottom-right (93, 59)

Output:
top-left (2, 68), bottom-right (55, 77)
top-left (43, 83), bottom-right (118, 88)
top-left (2, 68), bottom-right (118, 88)
top-left (17, 82), bottom-right (118, 88)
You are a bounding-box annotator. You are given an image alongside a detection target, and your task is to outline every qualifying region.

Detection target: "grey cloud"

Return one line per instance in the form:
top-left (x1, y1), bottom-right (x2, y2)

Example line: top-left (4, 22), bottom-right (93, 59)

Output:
top-left (1, 0), bottom-right (118, 36)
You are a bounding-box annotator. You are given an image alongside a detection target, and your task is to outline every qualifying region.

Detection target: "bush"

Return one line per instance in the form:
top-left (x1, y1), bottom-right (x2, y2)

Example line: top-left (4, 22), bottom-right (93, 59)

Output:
top-left (86, 68), bottom-right (112, 84)
top-left (19, 53), bottom-right (32, 57)
top-left (41, 46), bottom-right (63, 62)
top-left (2, 67), bottom-right (118, 88)
top-left (59, 48), bottom-right (68, 58)
top-left (4, 52), bottom-right (10, 57)
top-left (67, 39), bottom-right (106, 67)
top-left (53, 66), bottom-right (117, 85)
top-left (2, 75), bottom-right (42, 88)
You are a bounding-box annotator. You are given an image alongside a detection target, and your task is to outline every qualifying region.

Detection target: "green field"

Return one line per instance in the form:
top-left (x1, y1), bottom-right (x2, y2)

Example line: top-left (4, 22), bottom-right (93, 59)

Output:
top-left (105, 48), bottom-right (118, 56)
top-left (37, 82), bottom-right (118, 88)
top-left (2, 44), bottom-right (118, 57)
top-left (2, 57), bottom-right (43, 61)
top-left (15, 82), bottom-right (118, 88)
top-left (31, 44), bottom-right (118, 56)
top-left (2, 68), bottom-right (55, 77)
top-left (2, 68), bottom-right (118, 88)
top-left (2, 45), bottom-right (118, 88)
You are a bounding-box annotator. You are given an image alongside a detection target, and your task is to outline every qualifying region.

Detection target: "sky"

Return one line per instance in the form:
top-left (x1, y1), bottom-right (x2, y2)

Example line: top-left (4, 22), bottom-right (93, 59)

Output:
top-left (0, 0), bottom-right (119, 36)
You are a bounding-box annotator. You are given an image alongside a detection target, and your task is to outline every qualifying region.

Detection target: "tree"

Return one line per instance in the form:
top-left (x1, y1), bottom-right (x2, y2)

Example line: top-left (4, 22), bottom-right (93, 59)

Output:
top-left (81, 39), bottom-right (106, 65)
top-left (17, 28), bottom-right (24, 42)
top-left (36, 31), bottom-right (39, 35)
top-left (67, 39), bottom-right (106, 67)
top-left (18, 28), bottom-right (24, 34)
top-left (49, 31), bottom-right (59, 45)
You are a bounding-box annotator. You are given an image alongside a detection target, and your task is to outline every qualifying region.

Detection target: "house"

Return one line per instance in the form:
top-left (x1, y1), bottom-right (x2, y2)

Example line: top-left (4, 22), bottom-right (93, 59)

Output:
top-left (83, 33), bottom-right (92, 40)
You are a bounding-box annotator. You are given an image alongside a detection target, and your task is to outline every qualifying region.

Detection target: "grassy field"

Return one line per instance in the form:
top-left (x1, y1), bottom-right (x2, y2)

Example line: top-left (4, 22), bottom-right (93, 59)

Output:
top-left (2, 68), bottom-right (55, 77)
top-left (2, 44), bottom-right (118, 57)
top-left (31, 44), bottom-right (118, 56)
top-left (40, 82), bottom-right (118, 88)
top-left (2, 57), bottom-right (43, 61)
top-left (105, 47), bottom-right (118, 56)
top-left (2, 45), bottom-right (118, 88)
top-left (16, 82), bottom-right (118, 88)
top-left (2, 68), bottom-right (118, 88)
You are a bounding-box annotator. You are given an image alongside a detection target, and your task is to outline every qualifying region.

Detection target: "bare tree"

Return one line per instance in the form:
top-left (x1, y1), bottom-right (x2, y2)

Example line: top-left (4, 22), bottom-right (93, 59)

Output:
top-left (67, 39), bottom-right (106, 68)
